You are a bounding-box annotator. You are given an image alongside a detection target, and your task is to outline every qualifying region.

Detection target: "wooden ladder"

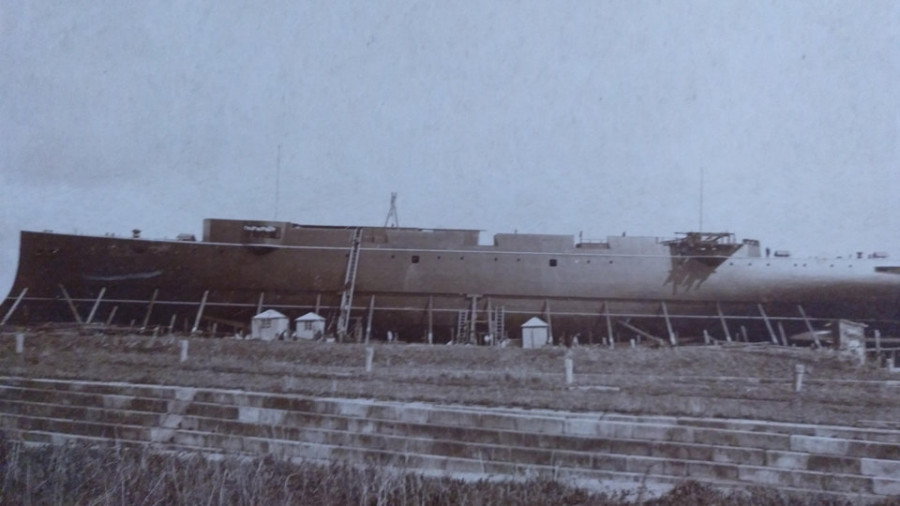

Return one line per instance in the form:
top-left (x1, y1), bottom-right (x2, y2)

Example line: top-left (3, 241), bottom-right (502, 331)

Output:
top-left (336, 228), bottom-right (363, 340)
top-left (456, 310), bottom-right (469, 343)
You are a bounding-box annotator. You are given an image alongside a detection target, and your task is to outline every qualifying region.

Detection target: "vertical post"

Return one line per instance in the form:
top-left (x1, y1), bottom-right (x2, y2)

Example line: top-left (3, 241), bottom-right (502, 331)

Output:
top-left (427, 296), bottom-right (434, 345)
top-left (703, 329), bottom-right (711, 345)
top-left (315, 293), bottom-right (321, 316)
top-left (141, 289), bottom-right (159, 329)
top-left (564, 351), bottom-right (574, 385)
top-left (661, 301), bottom-right (677, 346)
top-left (85, 287), bottom-right (107, 324)
top-left (180, 340), bottom-right (189, 362)
top-left (758, 304), bottom-right (778, 344)
top-left (716, 302), bottom-right (732, 343)
top-left (105, 306), bottom-right (118, 327)
top-left (797, 305), bottom-right (820, 348)
top-left (469, 295), bottom-right (478, 344)
top-left (1, 288), bottom-right (28, 326)
top-left (58, 284), bottom-right (83, 323)
top-left (740, 325), bottom-right (749, 342)
top-left (543, 299), bottom-right (553, 346)
top-left (169, 313), bottom-right (177, 335)
top-left (365, 346), bottom-right (374, 373)
top-left (875, 329), bottom-right (882, 356)
top-left (191, 290), bottom-right (209, 334)
top-left (256, 292), bottom-right (265, 314)
top-left (486, 297), bottom-right (494, 344)
top-left (794, 364), bottom-right (805, 392)
top-left (365, 295), bottom-right (375, 344)
top-left (15, 333), bottom-right (24, 354)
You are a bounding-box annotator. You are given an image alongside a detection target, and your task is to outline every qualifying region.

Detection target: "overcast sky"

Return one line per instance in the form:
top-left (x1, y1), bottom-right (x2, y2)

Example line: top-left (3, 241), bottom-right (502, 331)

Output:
top-left (1, 1), bottom-right (898, 296)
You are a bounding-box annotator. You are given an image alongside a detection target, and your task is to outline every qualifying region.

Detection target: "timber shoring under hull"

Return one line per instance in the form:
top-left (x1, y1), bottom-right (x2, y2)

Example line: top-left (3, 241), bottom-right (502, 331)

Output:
top-left (3, 219), bottom-right (900, 343)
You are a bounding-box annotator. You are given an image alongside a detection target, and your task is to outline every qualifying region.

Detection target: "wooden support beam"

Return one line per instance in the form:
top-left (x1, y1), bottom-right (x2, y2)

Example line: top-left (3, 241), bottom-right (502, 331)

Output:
top-left (427, 296), bottom-right (433, 344)
top-left (543, 299), bottom-right (553, 345)
top-left (58, 284), bottom-right (83, 323)
top-left (1, 287), bottom-right (28, 326)
top-left (716, 302), bottom-right (732, 343)
top-left (315, 293), bottom-right (321, 316)
top-left (616, 320), bottom-right (667, 346)
top-left (797, 305), bottom-right (821, 347)
top-left (469, 295), bottom-right (478, 344)
top-left (256, 292), bottom-right (265, 314)
top-left (758, 304), bottom-right (778, 344)
top-left (141, 289), bottom-right (159, 329)
top-left (191, 290), bottom-right (209, 334)
top-left (105, 306), bottom-right (118, 327)
top-left (486, 297), bottom-right (493, 342)
top-left (169, 313), bottom-right (177, 335)
top-left (85, 287), bottom-right (107, 324)
top-left (777, 321), bottom-right (788, 346)
top-left (661, 301), bottom-right (677, 346)
top-left (602, 301), bottom-right (615, 345)
top-left (365, 295), bottom-right (375, 344)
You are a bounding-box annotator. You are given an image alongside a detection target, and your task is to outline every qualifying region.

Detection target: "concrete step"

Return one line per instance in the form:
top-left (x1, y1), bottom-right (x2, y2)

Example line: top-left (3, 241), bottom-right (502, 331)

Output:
top-left (3, 376), bottom-right (899, 500)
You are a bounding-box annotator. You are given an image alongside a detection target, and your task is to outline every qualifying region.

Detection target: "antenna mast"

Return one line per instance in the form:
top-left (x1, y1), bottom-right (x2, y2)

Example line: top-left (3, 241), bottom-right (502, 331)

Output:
top-left (274, 144), bottom-right (281, 220)
top-left (699, 167), bottom-right (704, 232)
top-left (384, 192), bottom-right (399, 228)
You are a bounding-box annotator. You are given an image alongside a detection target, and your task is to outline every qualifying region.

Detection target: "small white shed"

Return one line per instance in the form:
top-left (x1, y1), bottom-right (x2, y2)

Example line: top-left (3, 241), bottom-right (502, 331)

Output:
top-left (294, 312), bottom-right (326, 340)
top-left (521, 317), bottom-right (549, 349)
top-left (251, 309), bottom-right (289, 341)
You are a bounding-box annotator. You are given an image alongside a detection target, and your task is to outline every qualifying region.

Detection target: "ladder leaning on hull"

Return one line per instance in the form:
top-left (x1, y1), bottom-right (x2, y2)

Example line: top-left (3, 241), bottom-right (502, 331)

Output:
top-left (336, 228), bottom-right (363, 341)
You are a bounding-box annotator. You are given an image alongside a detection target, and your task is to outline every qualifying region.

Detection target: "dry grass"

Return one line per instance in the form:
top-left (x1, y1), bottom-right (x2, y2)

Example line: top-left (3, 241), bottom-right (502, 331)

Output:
top-left (1, 329), bottom-right (899, 427)
top-left (0, 440), bottom-right (873, 506)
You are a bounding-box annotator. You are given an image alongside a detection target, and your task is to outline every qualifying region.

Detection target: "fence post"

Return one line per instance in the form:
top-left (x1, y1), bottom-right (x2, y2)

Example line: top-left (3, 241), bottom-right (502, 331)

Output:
top-left (365, 347), bottom-right (374, 373)
top-left (794, 364), bottom-right (806, 392)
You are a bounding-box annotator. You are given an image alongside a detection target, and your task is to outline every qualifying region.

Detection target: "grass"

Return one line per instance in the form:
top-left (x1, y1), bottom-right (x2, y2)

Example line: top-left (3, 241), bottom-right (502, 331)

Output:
top-left (2, 329), bottom-right (899, 427)
top-left (0, 440), bottom-right (881, 506)
top-left (2, 330), bottom-right (900, 504)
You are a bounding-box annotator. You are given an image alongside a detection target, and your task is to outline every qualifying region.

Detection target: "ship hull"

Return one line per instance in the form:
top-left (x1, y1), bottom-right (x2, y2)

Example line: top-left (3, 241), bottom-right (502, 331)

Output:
top-left (4, 224), bottom-right (900, 343)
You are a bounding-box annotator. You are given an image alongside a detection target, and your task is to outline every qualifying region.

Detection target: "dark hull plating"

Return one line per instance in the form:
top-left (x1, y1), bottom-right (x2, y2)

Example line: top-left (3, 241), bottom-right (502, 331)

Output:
top-left (4, 220), bottom-right (900, 342)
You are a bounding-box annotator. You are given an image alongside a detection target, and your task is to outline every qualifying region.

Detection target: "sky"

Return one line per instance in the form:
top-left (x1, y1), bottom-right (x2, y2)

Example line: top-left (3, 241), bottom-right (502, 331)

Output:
top-left (1, 1), bottom-right (898, 297)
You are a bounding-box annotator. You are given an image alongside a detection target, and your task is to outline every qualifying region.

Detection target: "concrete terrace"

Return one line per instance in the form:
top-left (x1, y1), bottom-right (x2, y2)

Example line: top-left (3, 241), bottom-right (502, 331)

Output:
top-left (1, 376), bottom-right (899, 502)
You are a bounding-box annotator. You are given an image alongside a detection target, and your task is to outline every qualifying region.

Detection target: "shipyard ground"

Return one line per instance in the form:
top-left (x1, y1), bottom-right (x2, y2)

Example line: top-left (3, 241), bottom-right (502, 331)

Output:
top-left (2, 329), bottom-right (900, 504)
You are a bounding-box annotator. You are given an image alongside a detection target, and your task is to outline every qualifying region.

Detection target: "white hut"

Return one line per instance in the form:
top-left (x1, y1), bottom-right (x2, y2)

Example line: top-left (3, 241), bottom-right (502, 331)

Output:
top-left (251, 309), bottom-right (289, 341)
top-left (294, 312), bottom-right (326, 340)
top-left (521, 317), bottom-right (549, 349)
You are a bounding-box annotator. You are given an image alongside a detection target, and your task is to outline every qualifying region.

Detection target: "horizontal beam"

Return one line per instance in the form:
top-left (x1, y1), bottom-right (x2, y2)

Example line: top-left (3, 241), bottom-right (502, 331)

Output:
top-left (5, 294), bottom-right (894, 327)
